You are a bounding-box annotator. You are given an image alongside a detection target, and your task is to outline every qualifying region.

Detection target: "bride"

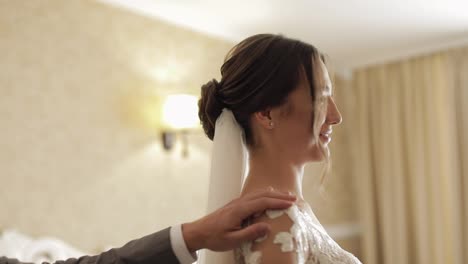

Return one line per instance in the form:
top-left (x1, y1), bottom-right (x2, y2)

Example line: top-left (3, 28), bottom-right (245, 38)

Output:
top-left (197, 34), bottom-right (362, 264)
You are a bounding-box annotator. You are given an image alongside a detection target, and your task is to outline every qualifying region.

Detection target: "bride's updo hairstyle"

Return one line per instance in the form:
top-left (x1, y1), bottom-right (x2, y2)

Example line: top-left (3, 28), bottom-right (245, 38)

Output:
top-left (198, 34), bottom-right (326, 150)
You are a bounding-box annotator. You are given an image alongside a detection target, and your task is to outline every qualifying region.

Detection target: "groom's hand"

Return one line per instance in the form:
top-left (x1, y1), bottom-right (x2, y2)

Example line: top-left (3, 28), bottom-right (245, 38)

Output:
top-left (181, 188), bottom-right (296, 253)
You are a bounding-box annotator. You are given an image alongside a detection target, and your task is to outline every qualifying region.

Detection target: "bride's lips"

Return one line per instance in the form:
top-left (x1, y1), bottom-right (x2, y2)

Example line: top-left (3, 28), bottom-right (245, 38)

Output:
top-left (319, 130), bottom-right (332, 144)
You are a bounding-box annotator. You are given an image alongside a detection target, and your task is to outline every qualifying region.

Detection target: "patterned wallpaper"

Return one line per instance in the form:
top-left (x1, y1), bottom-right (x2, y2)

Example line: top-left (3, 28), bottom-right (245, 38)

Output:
top-left (0, 0), bottom-right (360, 256)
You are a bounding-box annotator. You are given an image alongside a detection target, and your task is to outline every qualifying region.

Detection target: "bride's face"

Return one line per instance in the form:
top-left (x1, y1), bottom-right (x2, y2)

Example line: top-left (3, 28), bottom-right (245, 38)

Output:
top-left (270, 59), bottom-right (342, 163)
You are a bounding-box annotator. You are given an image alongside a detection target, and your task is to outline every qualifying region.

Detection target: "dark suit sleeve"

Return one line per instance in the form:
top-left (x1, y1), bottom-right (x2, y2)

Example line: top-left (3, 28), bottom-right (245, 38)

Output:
top-left (0, 227), bottom-right (180, 264)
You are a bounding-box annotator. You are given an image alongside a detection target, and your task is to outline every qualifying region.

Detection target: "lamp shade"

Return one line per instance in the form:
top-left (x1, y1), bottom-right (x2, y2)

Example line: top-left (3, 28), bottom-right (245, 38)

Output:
top-left (161, 94), bottom-right (199, 130)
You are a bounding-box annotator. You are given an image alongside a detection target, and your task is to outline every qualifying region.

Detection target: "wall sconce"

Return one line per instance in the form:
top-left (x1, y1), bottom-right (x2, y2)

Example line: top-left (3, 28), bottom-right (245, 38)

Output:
top-left (160, 94), bottom-right (200, 157)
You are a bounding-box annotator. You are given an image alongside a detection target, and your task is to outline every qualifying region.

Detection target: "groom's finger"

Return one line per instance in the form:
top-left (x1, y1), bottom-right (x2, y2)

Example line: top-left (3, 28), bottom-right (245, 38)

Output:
top-left (234, 197), bottom-right (293, 220)
top-left (225, 222), bottom-right (271, 246)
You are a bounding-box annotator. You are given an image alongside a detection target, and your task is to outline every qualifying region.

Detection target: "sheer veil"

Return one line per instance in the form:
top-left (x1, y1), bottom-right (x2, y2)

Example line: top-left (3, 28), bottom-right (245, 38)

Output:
top-left (198, 109), bottom-right (248, 264)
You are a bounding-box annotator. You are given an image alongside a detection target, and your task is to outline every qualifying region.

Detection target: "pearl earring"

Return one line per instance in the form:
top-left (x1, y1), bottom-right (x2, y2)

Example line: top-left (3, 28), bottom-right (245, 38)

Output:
top-left (269, 121), bottom-right (274, 128)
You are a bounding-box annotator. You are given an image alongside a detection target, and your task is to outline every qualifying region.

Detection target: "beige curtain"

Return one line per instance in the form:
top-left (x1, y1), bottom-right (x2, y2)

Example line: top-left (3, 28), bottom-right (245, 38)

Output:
top-left (347, 46), bottom-right (468, 264)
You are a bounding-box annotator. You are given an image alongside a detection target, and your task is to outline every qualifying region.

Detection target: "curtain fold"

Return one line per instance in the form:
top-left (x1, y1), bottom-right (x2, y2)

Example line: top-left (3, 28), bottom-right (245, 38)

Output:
top-left (451, 46), bottom-right (468, 264)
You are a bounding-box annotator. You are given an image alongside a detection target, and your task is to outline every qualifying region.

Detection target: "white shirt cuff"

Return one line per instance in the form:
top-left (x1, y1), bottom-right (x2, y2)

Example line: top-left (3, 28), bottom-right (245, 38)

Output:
top-left (170, 224), bottom-right (198, 264)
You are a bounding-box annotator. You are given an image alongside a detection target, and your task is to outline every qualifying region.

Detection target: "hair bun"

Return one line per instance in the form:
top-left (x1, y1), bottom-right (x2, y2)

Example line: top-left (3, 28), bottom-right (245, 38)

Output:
top-left (198, 79), bottom-right (224, 140)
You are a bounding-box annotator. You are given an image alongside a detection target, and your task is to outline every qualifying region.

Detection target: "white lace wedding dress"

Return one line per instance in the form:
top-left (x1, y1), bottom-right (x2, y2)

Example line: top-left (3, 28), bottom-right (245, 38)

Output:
top-left (234, 202), bottom-right (362, 264)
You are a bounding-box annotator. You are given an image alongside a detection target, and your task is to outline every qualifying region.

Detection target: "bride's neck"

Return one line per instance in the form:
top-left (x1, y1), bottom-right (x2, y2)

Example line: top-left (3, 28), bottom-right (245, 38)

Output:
top-left (242, 149), bottom-right (305, 200)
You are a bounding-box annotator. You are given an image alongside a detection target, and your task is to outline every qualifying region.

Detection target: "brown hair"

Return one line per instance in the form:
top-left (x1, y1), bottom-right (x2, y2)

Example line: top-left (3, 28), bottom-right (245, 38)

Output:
top-left (199, 33), bottom-right (326, 144)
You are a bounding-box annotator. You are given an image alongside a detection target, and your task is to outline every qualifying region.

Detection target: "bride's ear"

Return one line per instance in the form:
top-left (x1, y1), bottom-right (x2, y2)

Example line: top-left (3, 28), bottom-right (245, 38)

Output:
top-left (253, 109), bottom-right (274, 130)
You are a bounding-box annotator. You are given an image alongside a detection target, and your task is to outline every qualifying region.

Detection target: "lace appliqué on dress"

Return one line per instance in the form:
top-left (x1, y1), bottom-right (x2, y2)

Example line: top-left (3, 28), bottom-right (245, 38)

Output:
top-left (266, 209), bottom-right (296, 253)
top-left (235, 204), bottom-right (362, 264)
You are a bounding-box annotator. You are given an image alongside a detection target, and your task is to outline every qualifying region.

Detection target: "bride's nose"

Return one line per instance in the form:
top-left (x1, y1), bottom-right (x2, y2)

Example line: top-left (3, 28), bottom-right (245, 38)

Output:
top-left (326, 98), bottom-right (342, 125)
